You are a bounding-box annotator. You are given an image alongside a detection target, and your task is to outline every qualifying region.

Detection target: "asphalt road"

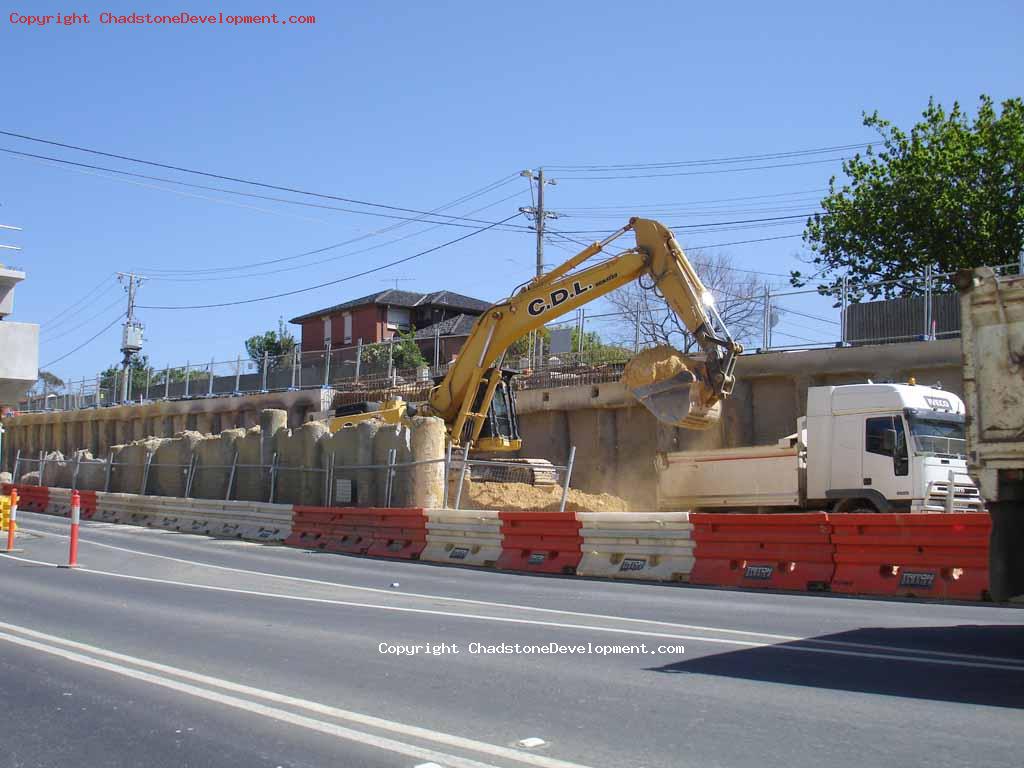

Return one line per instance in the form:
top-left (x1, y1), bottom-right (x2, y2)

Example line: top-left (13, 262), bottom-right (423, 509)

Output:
top-left (2, 510), bottom-right (1022, 768)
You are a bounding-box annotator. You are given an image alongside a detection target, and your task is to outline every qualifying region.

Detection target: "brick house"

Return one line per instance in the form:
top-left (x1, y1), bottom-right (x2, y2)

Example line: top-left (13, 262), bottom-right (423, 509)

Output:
top-left (289, 289), bottom-right (491, 361)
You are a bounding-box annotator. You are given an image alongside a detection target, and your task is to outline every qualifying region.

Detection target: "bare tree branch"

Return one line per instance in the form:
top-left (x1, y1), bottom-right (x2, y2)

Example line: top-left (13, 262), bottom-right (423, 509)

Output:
top-left (606, 250), bottom-right (764, 352)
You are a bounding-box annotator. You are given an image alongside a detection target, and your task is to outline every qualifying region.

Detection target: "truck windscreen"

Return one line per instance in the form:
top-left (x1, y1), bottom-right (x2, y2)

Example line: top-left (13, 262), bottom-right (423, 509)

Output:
top-left (906, 410), bottom-right (966, 457)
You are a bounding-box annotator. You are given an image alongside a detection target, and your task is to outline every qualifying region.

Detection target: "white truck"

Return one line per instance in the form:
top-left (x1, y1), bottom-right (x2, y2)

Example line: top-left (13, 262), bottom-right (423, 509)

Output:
top-left (657, 382), bottom-right (984, 514)
top-left (958, 267), bottom-right (1024, 602)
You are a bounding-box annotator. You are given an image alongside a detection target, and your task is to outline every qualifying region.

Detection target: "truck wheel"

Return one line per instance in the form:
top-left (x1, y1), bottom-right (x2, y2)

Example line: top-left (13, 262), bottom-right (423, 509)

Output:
top-left (835, 498), bottom-right (877, 514)
top-left (988, 502), bottom-right (1024, 602)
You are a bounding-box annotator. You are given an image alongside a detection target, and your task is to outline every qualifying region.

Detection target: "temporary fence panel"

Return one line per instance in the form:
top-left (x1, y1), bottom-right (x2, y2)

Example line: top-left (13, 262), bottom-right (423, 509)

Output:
top-left (690, 512), bottom-right (834, 591)
top-left (421, 508), bottom-right (503, 567)
top-left (830, 513), bottom-right (990, 600)
top-left (576, 511), bottom-right (694, 581)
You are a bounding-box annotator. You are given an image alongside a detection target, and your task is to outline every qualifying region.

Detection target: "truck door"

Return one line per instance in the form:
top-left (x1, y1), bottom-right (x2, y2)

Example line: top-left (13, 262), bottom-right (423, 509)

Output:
top-left (829, 414), bottom-right (864, 492)
top-left (863, 415), bottom-right (912, 508)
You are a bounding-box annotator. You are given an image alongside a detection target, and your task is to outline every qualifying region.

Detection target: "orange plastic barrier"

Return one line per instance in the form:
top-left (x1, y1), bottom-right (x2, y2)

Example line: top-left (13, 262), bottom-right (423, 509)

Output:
top-left (78, 490), bottom-right (98, 520)
top-left (2, 483), bottom-right (49, 513)
top-left (690, 512), bottom-right (834, 591)
top-left (287, 507), bottom-right (427, 559)
top-left (830, 513), bottom-right (990, 600)
top-left (496, 511), bottom-right (582, 574)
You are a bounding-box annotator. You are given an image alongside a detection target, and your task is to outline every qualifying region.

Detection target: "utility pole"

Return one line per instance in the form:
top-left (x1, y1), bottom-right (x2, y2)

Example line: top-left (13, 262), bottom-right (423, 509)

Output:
top-left (117, 272), bottom-right (145, 404)
top-left (519, 169), bottom-right (559, 277)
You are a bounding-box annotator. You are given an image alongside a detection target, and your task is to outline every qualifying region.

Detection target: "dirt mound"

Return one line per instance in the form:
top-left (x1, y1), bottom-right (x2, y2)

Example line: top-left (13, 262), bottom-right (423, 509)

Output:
top-left (455, 480), bottom-right (628, 513)
top-left (621, 345), bottom-right (691, 390)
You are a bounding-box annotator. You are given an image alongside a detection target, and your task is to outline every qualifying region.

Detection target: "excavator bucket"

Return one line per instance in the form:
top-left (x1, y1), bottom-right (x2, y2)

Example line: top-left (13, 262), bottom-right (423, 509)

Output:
top-left (622, 346), bottom-right (722, 430)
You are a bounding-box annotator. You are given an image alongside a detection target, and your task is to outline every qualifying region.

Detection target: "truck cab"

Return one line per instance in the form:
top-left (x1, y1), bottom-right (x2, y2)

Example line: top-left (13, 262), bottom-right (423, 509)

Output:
top-left (804, 383), bottom-right (984, 512)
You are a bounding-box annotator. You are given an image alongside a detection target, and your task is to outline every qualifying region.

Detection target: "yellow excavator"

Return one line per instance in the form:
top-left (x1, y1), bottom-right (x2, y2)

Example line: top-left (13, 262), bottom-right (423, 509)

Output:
top-left (330, 218), bottom-right (743, 481)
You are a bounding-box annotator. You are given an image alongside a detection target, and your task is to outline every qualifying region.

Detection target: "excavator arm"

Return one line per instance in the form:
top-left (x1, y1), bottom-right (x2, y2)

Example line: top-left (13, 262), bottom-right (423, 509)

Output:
top-left (424, 218), bottom-right (742, 446)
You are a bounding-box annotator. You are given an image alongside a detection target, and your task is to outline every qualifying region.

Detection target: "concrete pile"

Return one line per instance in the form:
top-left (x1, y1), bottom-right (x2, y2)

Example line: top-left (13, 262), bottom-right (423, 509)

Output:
top-left (14, 409), bottom-right (447, 508)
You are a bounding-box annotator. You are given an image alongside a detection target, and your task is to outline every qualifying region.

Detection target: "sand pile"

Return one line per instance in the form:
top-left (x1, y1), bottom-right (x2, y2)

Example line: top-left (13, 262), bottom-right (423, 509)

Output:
top-left (621, 345), bottom-right (691, 390)
top-left (455, 480), bottom-right (628, 513)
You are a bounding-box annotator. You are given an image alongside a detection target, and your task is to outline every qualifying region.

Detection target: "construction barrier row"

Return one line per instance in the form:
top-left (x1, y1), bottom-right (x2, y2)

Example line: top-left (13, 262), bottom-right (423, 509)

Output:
top-left (5, 483), bottom-right (292, 542)
top-left (689, 511), bottom-right (991, 600)
top-left (2, 483), bottom-right (994, 599)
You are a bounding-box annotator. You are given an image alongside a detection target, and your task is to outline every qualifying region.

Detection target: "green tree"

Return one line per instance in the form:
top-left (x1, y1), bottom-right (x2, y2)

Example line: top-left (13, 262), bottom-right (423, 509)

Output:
top-left (99, 356), bottom-right (200, 401)
top-left (37, 370), bottom-right (65, 392)
top-left (795, 95), bottom-right (1024, 299)
top-left (245, 317), bottom-right (297, 369)
top-left (506, 328), bottom-right (551, 360)
top-left (360, 329), bottom-right (427, 373)
top-left (100, 354), bottom-right (153, 399)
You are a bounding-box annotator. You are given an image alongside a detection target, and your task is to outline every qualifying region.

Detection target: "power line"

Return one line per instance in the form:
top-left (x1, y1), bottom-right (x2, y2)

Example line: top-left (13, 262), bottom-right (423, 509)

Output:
top-left (144, 187), bottom-right (528, 283)
top-left (40, 275), bottom-right (118, 331)
top-left (544, 227), bottom-right (795, 277)
top-left (41, 312), bottom-right (125, 369)
top-left (0, 147), bottom-right (532, 233)
top-left (556, 188), bottom-right (828, 211)
top-left (547, 143), bottom-right (868, 171)
top-left (0, 131), bottom-right (532, 229)
top-left (137, 213), bottom-right (520, 310)
top-left (555, 156), bottom-right (849, 181)
top-left (42, 295), bottom-right (125, 341)
top-left (687, 233), bottom-right (803, 249)
top-left (551, 212), bottom-right (818, 235)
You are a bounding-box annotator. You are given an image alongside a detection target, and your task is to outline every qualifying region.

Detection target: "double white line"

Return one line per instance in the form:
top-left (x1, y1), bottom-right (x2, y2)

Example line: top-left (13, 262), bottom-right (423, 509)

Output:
top-left (0, 620), bottom-right (594, 768)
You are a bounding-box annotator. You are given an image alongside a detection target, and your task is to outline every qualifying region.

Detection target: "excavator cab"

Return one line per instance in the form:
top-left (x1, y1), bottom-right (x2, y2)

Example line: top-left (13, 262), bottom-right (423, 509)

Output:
top-left (462, 368), bottom-right (521, 452)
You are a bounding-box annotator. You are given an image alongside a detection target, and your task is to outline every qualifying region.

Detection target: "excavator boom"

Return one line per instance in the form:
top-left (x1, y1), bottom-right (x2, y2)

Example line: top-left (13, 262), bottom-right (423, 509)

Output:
top-left (424, 218), bottom-right (742, 444)
top-left (330, 218), bottom-right (743, 463)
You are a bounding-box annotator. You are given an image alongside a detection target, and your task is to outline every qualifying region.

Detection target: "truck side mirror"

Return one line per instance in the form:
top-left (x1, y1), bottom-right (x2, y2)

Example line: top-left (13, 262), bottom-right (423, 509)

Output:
top-left (881, 429), bottom-right (896, 454)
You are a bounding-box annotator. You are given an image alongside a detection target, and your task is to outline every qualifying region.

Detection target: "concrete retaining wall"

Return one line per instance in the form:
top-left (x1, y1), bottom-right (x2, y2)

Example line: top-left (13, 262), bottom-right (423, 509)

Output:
top-left (515, 339), bottom-right (963, 509)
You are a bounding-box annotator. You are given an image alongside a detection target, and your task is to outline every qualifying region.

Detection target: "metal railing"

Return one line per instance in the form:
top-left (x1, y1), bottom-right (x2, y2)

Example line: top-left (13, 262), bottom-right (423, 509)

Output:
top-left (20, 261), bottom-right (1023, 414)
top-left (11, 444), bottom-right (577, 511)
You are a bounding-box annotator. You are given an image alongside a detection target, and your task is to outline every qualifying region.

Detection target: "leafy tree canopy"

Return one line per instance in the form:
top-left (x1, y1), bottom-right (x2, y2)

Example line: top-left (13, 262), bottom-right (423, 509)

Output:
top-left (795, 95), bottom-right (1024, 299)
top-left (245, 318), bottom-right (297, 368)
top-left (360, 329), bottom-right (427, 373)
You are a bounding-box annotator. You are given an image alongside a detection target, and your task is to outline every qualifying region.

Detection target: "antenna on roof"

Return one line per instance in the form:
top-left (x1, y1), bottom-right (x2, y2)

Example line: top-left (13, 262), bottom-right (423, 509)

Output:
top-left (381, 277), bottom-right (415, 290)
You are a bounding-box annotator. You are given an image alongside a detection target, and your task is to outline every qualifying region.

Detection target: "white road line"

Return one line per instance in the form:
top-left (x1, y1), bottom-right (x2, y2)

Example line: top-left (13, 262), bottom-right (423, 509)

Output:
top-left (12, 516), bottom-right (827, 640)
top-left (3, 550), bottom-right (1024, 671)
top-left (17, 515), bottom-right (1024, 666)
top-left (0, 551), bottom-right (763, 647)
top-left (0, 620), bottom-right (596, 768)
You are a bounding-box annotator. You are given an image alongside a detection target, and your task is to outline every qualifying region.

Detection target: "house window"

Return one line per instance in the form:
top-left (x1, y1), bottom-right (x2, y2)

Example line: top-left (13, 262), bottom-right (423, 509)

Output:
top-left (387, 307), bottom-right (411, 331)
top-left (323, 316), bottom-right (332, 348)
top-left (343, 313), bottom-right (352, 344)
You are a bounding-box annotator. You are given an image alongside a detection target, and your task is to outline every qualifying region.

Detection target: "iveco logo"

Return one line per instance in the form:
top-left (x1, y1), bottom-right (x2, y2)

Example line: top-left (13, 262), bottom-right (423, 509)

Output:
top-left (527, 281), bottom-right (592, 316)
top-left (924, 396), bottom-right (952, 410)
top-left (744, 565), bottom-right (774, 580)
top-left (619, 558), bottom-right (647, 572)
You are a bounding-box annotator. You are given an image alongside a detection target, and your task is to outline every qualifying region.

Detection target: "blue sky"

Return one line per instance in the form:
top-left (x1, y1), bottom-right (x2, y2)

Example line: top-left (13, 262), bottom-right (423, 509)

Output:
top-left (2, 0), bottom-right (1021, 382)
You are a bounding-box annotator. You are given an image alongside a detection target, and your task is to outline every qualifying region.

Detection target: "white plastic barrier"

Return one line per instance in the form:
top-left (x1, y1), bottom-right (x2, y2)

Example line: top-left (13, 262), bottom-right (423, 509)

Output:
top-left (421, 508), bottom-right (503, 567)
top-left (45, 487), bottom-right (73, 517)
top-left (575, 511), bottom-right (694, 581)
top-left (94, 493), bottom-right (143, 525)
top-left (26, 485), bottom-right (291, 543)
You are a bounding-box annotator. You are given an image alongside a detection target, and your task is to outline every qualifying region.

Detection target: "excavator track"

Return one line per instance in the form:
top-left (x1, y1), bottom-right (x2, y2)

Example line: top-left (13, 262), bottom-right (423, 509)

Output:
top-left (468, 458), bottom-right (560, 486)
